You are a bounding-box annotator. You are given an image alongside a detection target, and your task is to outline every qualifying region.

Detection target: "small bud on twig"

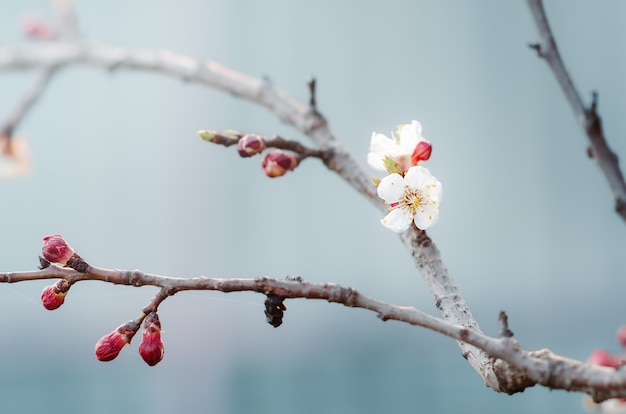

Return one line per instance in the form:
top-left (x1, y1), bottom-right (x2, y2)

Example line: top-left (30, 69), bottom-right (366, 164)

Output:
top-left (94, 321), bottom-right (140, 362)
top-left (138, 312), bottom-right (165, 366)
top-left (40, 279), bottom-right (70, 310)
top-left (41, 234), bottom-right (89, 272)
top-left (262, 150), bottom-right (297, 178)
top-left (237, 134), bottom-right (266, 157)
top-left (41, 234), bottom-right (75, 265)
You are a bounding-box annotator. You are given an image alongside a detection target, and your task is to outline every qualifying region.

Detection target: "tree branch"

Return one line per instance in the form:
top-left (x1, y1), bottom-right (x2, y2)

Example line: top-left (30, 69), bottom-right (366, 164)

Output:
top-left (527, 0), bottom-right (626, 221)
top-left (0, 40), bottom-right (496, 387)
top-left (4, 263), bottom-right (626, 402)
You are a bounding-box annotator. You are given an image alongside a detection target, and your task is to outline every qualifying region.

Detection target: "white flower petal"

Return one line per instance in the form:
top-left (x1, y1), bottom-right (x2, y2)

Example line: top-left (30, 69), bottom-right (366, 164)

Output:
top-left (398, 120), bottom-right (423, 152)
top-left (377, 173), bottom-right (406, 203)
top-left (369, 133), bottom-right (396, 153)
top-left (404, 166), bottom-right (432, 188)
top-left (367, 152), bottom-right (385, 171)
top-left (368, 133), bottom-right (399, 170)
top-left (381, 207), bottom-right (413, 233)
top-left (413, 204), bottom-right (439, 230)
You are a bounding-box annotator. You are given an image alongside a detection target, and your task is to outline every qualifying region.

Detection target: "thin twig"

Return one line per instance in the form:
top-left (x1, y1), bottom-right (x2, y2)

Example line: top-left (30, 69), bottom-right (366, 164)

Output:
top-left (527, 0), bottom-right (626, 221)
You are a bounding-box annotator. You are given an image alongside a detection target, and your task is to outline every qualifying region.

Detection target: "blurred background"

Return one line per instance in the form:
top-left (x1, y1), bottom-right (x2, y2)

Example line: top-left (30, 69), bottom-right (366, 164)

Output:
top-left (1, 1), bottom-right (626, 413)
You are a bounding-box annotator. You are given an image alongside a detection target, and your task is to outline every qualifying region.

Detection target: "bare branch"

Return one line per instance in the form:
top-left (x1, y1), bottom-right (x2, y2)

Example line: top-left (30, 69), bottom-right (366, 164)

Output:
top-left (4, 263), bottom-right (626, 401)
top-left (527, 0), bottom-right (626, 221)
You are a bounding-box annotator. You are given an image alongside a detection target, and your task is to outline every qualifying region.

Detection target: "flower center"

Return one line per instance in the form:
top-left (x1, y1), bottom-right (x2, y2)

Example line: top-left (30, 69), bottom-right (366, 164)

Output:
top-left (402, 188), bottom-right (424, 215)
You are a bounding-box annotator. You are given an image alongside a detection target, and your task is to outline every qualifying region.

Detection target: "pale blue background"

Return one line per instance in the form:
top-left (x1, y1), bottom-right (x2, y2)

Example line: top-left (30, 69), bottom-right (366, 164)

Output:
top-left (1, 1), bottom-right (626, 413)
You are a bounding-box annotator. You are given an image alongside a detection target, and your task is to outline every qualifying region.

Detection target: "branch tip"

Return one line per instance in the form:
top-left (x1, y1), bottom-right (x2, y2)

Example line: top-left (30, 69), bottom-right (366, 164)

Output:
top-left (498, 311), bottom-right (514, 338)
top-left (307, 76), bottom-right (316, 110)
top-left (528, 42), bottom-right (543, 57)
top-left (590, 90), bottom-right (599, 113)
top-left (38, 256), bottom-right (50, 270)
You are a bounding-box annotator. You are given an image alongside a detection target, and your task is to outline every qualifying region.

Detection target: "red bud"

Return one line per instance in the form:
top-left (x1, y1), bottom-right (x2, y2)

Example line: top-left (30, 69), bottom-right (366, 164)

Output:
top-left (42, 234), bottom-right (75, 265)
top-left (262, 150), bottom-right (297, 178)
top-left (138, 312), bottom-right (164, 366)
top-left (237, 134), bottom-right (266, 157)
top-left (411, 141), bottom-right (432, 166)
top-left (40, 279), bottom-right (70, 310)
top-left (94, 321), bottom-right (140, 362)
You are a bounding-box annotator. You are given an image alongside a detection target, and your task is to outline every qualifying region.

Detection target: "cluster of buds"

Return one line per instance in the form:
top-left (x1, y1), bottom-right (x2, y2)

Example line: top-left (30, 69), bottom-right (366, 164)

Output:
top-left (198, 130), bottom-right (299, 178)
top-left (583, 326), bottom-right (626, 412)
top-left (94, 313), bottom-right (164, 366)
top-left (237, 133), bottom-right (298, 178)
top-left (38, 235), bottom-right (90, 309)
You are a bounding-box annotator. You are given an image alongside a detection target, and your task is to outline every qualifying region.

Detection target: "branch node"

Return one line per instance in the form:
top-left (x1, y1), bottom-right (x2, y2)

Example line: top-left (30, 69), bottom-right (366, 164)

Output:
top-left (121, 269), bottom-right (145, 286)
top-left (66, 253), bottom-right (90, 273)
top-left (307, 76), bottom-right (316, 110)
top-left (286, 275), bottom-right (303, 283)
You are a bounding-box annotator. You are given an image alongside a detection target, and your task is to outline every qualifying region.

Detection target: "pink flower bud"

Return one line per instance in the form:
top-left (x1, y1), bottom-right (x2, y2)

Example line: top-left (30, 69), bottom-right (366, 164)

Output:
top-left (237, 134), bottom-right (266, 157)
top-left (94, 321), bottom-right (140, 362)
top-left (138, 312), bottom-right (164, 366)
top-left (411, 141), bottom-right (432, 166)
top-left (20, 15), bottom-right (55, 40)
top-left (40, 279), bottom-right (70, 310)
top-left (262, 150), bottom-right (297, 178)
top-left (588, 349), bottom-right (626, 368)
top-left (42, 234), bottom-right (75, 265)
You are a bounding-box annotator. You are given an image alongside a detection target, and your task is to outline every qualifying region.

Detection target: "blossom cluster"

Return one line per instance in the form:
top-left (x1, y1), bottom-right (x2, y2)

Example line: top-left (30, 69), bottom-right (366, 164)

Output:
top-left (368, 120), bottom-right (442, 233)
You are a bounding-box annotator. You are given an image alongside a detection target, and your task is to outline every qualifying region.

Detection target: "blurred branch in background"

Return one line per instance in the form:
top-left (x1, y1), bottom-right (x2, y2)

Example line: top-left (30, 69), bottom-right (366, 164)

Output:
top-left (527, 0), bottom-right (626, 221)
top-left (0, 1), bottom-right (73, 179)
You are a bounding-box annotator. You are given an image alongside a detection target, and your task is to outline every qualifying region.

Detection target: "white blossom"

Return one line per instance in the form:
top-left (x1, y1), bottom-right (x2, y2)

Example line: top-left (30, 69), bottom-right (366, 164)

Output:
top-left (367, 120), bottom-right (430, 172)
top-left (377, 166), bottom-right (442, 232)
